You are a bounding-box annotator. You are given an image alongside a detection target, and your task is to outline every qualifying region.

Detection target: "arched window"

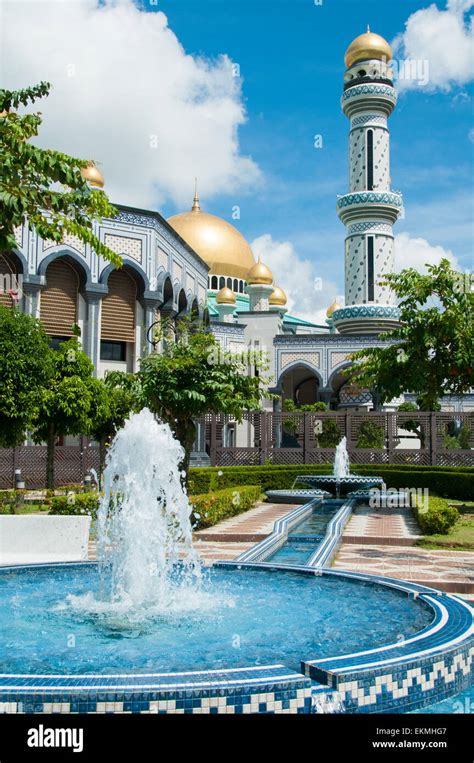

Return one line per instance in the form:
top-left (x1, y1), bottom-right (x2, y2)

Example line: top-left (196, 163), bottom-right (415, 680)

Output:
top-left (219, 276), bottom-right (225, 289)
top-left (233, 278), bottom-right (238, 292)
top-left (367, 129), bottom-right (374, 190)
top-left (367, 237), bottom-right (375, 302)
top-left (358, 69), bottom-right (366, 77)
top-left (226, 277), bottom-right (232, 289)
top-left (240, 281), bottom-right (244, 293)
top-left (211, 275), bottom-right (218, 290)
top-left (40, 258), bottom-right (79, 338)
top-left (101, 269), bottom-right (137, 344)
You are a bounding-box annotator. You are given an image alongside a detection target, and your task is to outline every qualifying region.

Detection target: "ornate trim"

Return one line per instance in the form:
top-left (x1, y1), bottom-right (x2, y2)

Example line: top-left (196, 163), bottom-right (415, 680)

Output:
top-left (337, 192), bottom-right (403, 209)
top-left (342, 84), bottom-right (397, 102)
top-left (347, 221), bottom-right (393, 235)
top-left (333, 305), bottom-right (400, 320)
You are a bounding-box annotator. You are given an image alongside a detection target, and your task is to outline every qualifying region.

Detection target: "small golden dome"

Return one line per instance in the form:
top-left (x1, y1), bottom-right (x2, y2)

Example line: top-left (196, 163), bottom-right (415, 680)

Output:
top-left (247, 258), bottom-right (273, 285)
top-left (81, 162), bottom-right (105, 189)
top-left (326, 300), bottom-right (342, 318)
top-left (269, 285), bottom-right (287, 306)
top-left (216, 286), bottom-right (236, 305)
top-left (345, 28), bottom-right (392, 69)
top-left (167, 186), bottom-right (255, 280)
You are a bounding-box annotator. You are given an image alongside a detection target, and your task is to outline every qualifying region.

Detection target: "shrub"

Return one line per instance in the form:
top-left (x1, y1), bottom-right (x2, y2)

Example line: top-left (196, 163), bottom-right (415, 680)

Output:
top-left (413, 496), bottom-right (460, 535)
top-left (356, 421), bottom-right (385, 448)
top-left (49, 492), bottom-right (100, 519)
top-left (317, 418), bottom-right (342, 448)
top-left (190, 485), bottom-right (262, 530)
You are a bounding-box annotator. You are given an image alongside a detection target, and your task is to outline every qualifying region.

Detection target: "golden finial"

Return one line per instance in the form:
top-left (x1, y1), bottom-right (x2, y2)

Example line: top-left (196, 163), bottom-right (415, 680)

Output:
top-left (192, 177), bottom-right (201, 212)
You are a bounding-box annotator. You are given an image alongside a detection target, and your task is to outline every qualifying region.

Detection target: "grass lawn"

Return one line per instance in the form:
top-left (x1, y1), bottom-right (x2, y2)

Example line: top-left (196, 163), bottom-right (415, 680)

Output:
top-left (417, 505), bottom-right (474, 551)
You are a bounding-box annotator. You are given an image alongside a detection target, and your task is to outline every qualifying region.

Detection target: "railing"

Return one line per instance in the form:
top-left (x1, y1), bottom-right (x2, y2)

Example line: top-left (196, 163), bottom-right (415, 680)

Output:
top-left (0, 412), bottom-right (472, 488)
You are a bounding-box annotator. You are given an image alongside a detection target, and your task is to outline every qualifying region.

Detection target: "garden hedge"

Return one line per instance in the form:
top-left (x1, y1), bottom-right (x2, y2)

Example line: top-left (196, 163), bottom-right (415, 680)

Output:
top-left (188, 464), bottom-right (474, 501)
top-left (48, 485), bottom-right (263, 530)
top-left (190, 485), bottom-right (262, 530)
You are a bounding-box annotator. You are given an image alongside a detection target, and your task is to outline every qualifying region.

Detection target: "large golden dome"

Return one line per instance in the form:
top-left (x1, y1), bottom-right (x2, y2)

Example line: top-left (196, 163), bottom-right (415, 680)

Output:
top-left (345, 28), bottom-right (392, 69)
top-left (167, 189), bottom-right (255, 280)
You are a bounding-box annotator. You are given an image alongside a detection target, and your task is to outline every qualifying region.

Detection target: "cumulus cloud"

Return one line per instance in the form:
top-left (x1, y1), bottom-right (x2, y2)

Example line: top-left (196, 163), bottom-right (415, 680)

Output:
top-left (251, 234), bottom-right (342, 326)
top-left (394, 232), bottom-right (460, 272)
top-left (393, 0), bottom-right (474, 92)
top-left (2, 0), bottom-right (262, 208)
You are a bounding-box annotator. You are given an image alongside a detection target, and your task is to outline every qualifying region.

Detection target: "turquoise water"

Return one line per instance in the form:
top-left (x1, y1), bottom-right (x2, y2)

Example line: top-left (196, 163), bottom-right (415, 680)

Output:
top-left (1, 565), bottom-right (432, 675)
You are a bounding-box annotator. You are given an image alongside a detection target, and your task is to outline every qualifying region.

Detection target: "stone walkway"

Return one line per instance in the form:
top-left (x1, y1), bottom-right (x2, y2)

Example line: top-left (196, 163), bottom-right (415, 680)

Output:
top-left (333, 545), bottom-right (474, 594)
top-left (342, 504), bottom-right (422, 546)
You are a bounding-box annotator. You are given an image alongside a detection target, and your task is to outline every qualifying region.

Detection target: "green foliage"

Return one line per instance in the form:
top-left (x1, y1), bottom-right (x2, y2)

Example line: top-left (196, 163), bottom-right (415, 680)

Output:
top-left (49, 492), bottom-right (99, 520)
top-left (190, 485), bottom-right (262, 530)
top-left (0, 490), bottom-right (16, 514)
top-left (414, 496), bottom-right (460, 535)
top-left (282, 400), bottom-right (328, 412)
top-left (0, 83), bottom-right (120, 264)
top-left (349, 260), bottom-right (474, 411)
top-left (188, 464), bottom-right (474, 501)
top-left (458, 425), bottom-right (471, 450)
top-left (139, 322), bottom-right (270, 474)
top-left (317, 418), bottom-right (342, 448)
top-left (89, 371), bottom-right (142, 447)
top-left (0, 306), bottom-right (53, 445)
top-left (443, 435), bottom-right (461, 450)
top-left (356, 420), bottom-right (385, 448)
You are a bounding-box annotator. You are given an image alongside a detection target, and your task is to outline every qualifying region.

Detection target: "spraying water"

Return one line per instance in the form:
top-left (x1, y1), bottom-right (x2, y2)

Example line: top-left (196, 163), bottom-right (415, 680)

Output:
top-left (333, 437), bottom-right (350, 480)
top-left (66, 409), bottom-right (226, 625)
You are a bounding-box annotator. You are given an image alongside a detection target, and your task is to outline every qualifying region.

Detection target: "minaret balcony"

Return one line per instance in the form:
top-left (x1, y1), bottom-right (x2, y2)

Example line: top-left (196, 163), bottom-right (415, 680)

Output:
top-left (341, 83), bottom-right (397, 118)
top-left (337, 191), bottom-right (403, 225)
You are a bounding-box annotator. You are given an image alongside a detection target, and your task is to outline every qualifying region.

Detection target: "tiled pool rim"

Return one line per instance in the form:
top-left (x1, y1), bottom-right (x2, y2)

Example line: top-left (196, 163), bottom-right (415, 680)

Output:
top-left (0, 561), bottom-right (472, 714)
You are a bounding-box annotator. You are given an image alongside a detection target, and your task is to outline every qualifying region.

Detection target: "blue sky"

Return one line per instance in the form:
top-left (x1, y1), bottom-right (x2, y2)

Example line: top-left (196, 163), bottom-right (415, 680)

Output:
top-left (3, 0), bottom-right (473, 320)
top-left (156, 0), bottom-right (473, 287)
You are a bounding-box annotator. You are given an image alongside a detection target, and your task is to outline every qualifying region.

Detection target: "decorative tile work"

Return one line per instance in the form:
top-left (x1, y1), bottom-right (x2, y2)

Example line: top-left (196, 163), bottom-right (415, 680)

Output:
top-left (104, 234), bottom-right (142, 263)
top-left (173, 261), bottom-right (183, 282)
top-left (157, 248), bottom-right (169, 270)
top-left (347, 222), bottom-right (393, 235)
top-left (351, 115), bottom-right (387, 128)
top-left (331, 351), bottom-right (351, 369)
top-left (13, 226), bottom-right (23, 248)
top-left (337, 191), bottom-right (403, 209)
top-left (42, 234), bottom-right (86, 255)
top-left (333, 305), bottom-right (400, 320)
top-left (281, 352), bottom-right (321, 371)
top-left (342, 84), bottom-right (397, 103)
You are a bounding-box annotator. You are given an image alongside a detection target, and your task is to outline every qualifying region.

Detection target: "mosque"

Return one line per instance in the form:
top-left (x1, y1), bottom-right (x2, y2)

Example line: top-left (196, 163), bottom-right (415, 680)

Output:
top-left (1, 29), bottom-right (469, 422)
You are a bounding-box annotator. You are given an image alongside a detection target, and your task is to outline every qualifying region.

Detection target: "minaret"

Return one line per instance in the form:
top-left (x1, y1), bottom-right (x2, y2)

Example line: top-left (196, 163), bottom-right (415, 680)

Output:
top-left (332, 28), bottom-right (402, 335)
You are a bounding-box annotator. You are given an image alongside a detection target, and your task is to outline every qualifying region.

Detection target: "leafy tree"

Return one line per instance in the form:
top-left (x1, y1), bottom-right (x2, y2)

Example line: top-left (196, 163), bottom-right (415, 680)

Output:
top-left (139, 322), bottom-right (270, 478)
top-left (88, 371), bottom-right (142, 475)
top-left (316, 418), bottom-right (342, 448)
top-left (0, 82), bottom-right (120, 264)
top-left (356, 420), bottom-right (385, 448)
top-left (0, 306), bottom-right (53, 446)
top-left (33, 339), bottom-right (106, 488)
top-left (348, 260), bottom-right (474, 410)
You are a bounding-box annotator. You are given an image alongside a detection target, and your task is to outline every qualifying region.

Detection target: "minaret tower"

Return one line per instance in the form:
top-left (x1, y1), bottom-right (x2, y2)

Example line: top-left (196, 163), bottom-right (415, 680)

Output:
top-left (332, 28), bottom-right (402, 335)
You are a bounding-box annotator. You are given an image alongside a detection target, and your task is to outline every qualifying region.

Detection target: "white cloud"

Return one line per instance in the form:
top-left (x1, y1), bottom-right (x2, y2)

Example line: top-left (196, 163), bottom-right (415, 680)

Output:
top-left (1, 0), bottom-right (262, 208)
top-left (251, 234), bottom-right (342, 326)
top-left (393, 0), bottom-right (474, 92)
top-left (394, 232), bottom-right (460, 272)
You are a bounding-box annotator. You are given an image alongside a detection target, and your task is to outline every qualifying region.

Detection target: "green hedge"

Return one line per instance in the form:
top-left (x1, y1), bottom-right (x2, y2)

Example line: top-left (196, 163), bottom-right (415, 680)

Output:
top-left (190, 485), bottom-right (262, 530)
top-left (49, 492), bottom-right (99, 519)
top-left (48, 485), bottom-right (262, 530)
top-left (413, 496), bottom-right (460, 535)
top-left (188, 464), bottom-right (474, 501)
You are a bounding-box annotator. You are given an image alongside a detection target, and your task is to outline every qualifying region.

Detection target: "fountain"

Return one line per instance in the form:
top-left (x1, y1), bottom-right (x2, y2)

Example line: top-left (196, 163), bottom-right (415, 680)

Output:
top-left (67, 408), bottom-right (208, 623)
top-left (0, 410), bottom-right (466, 716)
top-left (266, 436), bottom-right (384, 502)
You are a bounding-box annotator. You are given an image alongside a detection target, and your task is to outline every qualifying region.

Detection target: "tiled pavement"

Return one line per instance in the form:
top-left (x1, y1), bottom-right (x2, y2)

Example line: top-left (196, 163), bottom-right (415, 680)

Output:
top-left (333, 544), bottom-right (474, 594)
top-left (342, 503), bottom-right (422, 546)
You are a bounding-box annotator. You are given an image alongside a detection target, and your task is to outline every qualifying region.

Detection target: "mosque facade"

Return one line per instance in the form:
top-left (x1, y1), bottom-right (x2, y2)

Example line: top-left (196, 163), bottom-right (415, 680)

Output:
top-left (2, 30), bottom-right (471, 420)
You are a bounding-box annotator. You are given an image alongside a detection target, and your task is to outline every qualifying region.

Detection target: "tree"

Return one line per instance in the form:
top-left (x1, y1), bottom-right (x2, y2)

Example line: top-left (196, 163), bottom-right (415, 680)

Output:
top-left (88, 371), bottom-right (142, 475)
top-left (139, 322), bottom-right (270, 478)
top-left (0, 305), bottom-right (53, 446)
top-left (33, 339), bottom-right (106, 488)
top-left (0, 82), bottom-right (120, 265)
top-left (348, 260), bottom-right (474, 410)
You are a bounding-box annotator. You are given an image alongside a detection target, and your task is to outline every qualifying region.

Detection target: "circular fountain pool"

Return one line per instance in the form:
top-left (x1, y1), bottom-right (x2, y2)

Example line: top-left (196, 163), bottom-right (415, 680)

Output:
top-left (1, 563), bottom-right (432, 675)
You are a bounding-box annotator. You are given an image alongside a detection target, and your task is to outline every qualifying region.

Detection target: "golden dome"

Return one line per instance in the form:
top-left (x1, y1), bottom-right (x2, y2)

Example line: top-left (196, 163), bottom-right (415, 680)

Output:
top-left (167, 187), bottom-right (255, 280)
top-left (216, 286), bottom-right (236, 305)
top-left (81, 162), bottom-right (105, 189)
top-left (247, 258), bottom-right (273, 285)
top-left (344, 28), bottom-right (392, 69)
top-left (326, 300), bottom-right (342, 318)
top-left (269, 285), bottom-right (287, 306)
